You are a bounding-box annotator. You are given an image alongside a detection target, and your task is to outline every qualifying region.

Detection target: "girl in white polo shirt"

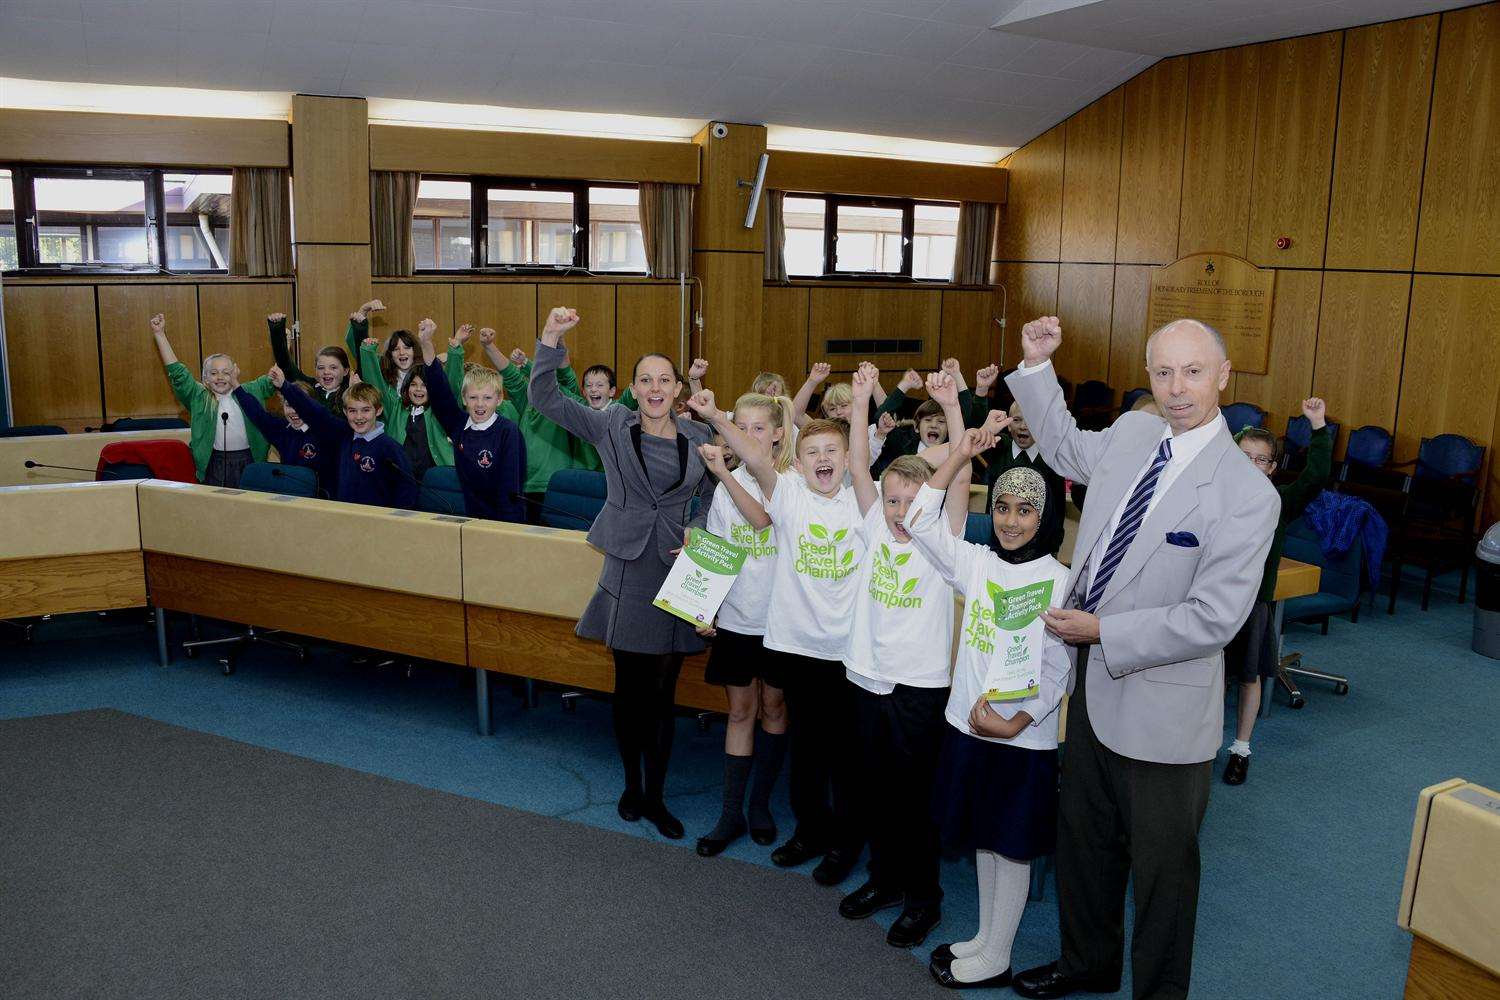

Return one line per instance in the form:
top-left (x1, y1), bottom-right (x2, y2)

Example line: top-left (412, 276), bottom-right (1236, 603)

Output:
top-left (907, 427), bottom-right (1073, 991)
top-left (695, 391), bottom-right (798, 858)
top-left (834, 365), bottom-right (972, 950)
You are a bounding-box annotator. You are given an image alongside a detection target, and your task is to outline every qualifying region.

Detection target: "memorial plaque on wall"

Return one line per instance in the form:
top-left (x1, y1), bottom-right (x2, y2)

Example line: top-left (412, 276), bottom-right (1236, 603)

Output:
top-left (1147, 253), bottom-right (1275, 374)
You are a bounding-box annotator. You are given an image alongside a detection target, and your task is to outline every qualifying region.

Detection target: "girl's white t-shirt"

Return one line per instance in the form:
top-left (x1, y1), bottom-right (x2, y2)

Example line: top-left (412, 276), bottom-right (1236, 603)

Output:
top-left (706, 465), bottom-right (776, 635)
top-left (763, 470), bottom-right (868, 660)
top-left (907, 483), bottom-right (1072, 751)
top-left (842, 498), bottom-right (954, 690)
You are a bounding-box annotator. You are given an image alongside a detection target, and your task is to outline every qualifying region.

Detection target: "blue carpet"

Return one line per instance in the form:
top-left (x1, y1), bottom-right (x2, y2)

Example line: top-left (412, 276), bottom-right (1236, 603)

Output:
top-left (2, 568), bottom-right (1495, 999)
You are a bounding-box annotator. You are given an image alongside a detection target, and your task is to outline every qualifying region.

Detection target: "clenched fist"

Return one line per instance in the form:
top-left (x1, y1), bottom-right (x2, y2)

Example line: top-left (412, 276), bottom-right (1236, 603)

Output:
top-left (1020, 316), bottom-right (1062, 365)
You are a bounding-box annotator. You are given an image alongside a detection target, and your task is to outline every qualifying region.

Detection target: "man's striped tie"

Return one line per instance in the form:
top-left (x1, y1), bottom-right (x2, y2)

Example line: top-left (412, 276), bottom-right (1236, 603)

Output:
top-left (1082, 438), bottom-right (1173, 613)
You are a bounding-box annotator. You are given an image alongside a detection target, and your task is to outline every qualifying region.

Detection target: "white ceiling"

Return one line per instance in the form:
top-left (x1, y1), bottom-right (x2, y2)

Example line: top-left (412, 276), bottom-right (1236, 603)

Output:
top-left (0, 0), bottom-right (1476, 150)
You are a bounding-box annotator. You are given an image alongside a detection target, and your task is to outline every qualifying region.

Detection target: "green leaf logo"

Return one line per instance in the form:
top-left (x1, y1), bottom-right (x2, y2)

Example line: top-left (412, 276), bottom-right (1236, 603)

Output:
top-left (986, 580), bottom-right (1004, 604)
top-left (901, 577), bottom-right (918, 594)
top-left (841, 550), bottom-right (854, 565)
top-left (879, 542), bottom-right (891, 561)
top-left (757, 527), bottom-right (771, 543)
top-left (832, 528), bottom-right (848, 543)
top-left (894, 552), bottom-right (911, 566)
top-left (809, 523), bottom-right (829, 540)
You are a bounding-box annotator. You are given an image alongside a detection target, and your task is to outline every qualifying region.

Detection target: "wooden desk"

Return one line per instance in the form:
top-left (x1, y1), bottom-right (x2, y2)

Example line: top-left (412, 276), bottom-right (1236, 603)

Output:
top-left (0, 481), bottom-right (146, 621)
top-left (0, 428), bottom-right (191, 487)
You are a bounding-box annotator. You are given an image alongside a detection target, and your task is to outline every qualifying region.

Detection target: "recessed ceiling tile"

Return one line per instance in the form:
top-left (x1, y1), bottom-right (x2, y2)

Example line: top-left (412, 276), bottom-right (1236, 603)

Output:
top-left (179, 0), bottom-right (272, 35)
top-left (269, 0), bottom-right (369, 42)
top-left (947, 28), bottom-right (1039, 69)
top-left (80, 0), bottom-right (182, 32)
top-left (661, 30), bottom-right (755, 72)
top-left (930, 0), bottom-right (1026, 28)
top-left (900, 20), bottom-right (985, 61)
top-left (727, 39), bottom-right (825, 80)
top-left (827, 11), bottom-right (924, 55)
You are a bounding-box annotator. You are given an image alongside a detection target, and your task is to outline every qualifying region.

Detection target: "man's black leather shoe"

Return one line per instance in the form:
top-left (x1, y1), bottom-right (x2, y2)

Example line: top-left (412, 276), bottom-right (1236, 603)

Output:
top-left (838, 881), bottom-right (903, 919)
top-left (887, 905), bottom-right (941, 948)
top-left (1013, 961), bottom-right (1121, 998)
top-left (771, 835), bottom-right (826, 868)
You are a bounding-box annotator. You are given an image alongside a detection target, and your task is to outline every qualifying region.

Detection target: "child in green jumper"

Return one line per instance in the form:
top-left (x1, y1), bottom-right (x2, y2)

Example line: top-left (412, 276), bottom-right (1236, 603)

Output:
top-left (150, 312), bottom-right (274, 486)
top-left (357, 322), bottom-right (480, 480)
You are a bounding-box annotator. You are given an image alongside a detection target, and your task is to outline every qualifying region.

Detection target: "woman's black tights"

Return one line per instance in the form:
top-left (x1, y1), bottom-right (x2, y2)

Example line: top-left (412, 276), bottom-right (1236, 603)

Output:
top-left (611, 650), bottom-right (684, 804)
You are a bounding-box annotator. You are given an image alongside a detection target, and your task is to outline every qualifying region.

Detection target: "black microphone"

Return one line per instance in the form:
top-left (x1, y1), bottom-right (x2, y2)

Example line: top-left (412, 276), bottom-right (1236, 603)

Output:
top-left (24, 459), bottom-right (108, 478)
top-left (384, 458), bottom-right (454, 514)
top-left (219, 411), bottom-right (231, 488)
top-left (511, 491), bottom-right (593, 527)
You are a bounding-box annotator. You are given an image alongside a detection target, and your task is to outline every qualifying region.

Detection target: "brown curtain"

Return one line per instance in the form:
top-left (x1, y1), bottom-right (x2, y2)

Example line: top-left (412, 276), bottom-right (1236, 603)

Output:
top-left (953, 201), bottom-right (998, 285)
top-left (763, 190), bottom-right (787, 282)
top-left (229, 167), bottom-right (291, 277)
top-left (639, 182), bottom-right (694, 278)
top-left (370, 171), bottom-right (421, 277)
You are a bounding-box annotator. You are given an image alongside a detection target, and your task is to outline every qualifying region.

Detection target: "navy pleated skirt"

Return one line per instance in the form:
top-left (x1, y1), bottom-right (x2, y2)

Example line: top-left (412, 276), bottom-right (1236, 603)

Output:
top-left (931, 726), bottom-right (1059, 860)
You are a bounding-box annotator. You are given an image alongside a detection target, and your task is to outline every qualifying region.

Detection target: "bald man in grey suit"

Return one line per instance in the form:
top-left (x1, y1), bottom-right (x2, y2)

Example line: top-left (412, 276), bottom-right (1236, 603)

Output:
top-left (1008, 317), bottom-right (1278, 1000)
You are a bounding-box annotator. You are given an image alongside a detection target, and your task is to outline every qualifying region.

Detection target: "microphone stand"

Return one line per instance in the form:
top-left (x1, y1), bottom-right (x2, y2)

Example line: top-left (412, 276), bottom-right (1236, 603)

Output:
top-left (511, 492), bottom-right (593, 528)
top-left (219, 410), bottom-right (231, 487)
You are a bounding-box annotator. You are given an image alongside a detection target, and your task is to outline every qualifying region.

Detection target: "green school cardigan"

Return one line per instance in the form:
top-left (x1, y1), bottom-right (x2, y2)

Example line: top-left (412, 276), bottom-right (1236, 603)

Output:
top-left (164, 363), bottom-right (275, 482)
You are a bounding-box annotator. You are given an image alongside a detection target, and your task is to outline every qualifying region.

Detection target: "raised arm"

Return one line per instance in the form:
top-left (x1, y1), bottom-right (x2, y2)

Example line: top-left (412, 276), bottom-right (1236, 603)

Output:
top-left (530, 307), bottom-right (612, 443)
top-left (343, 299), bottom-right (383, 364)
top-left (687, 358), bottom-right (709, 398)
top-left (268, 312), bottom-right (314, 386)
top-left (700, 443), bottom-right (770, 529)
top-left (274, 368), bottom-right (343, 441)
top-left (358, 338), bottom-right (390, 395)
top-left (791, 362), bottom-right (831, 428)
top-left (498, 344), bottom-right (530, 415)
top-left (1282, 398), bottom-right (1332, 519)
top-left (906, 429), bottom-right (997, 587)
top-left (1003, 317), bottom-right (1114, 484)
top-left (416, 321), bottom-right (467, 439)
top-left (149, 313), bottom-right (178, 366)
top-left (232, 385), bottom-right (285, 442)
top-left (877, 369), bottom-right (922, 419)
top-left (847, 363), bottom-right (880, 515)
top-left (688, 390), bottom-right (778, 499)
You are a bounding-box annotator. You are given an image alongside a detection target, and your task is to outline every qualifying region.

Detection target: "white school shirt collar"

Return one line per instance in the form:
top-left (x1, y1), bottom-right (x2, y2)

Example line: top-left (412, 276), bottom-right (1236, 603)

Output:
top-left (353, 422), bottom-right (385, 442)
top-left (466, 412), bottom-right (498, 432)
top-left (408, 405), bottom-right (426, 418)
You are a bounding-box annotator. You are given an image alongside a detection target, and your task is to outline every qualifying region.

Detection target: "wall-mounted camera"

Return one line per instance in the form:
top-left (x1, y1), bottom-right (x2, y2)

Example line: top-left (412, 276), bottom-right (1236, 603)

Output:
top-left (710, 122), bottom-right (729, 139)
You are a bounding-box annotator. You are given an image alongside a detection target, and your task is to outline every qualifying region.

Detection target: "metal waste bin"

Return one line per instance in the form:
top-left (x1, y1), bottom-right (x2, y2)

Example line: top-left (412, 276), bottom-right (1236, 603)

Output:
top-left (1473, 523), bottom-right (1500, 658)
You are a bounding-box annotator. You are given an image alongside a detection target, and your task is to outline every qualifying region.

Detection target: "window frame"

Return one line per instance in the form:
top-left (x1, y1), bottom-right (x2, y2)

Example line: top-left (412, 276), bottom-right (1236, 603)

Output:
top-left (412, 175), bottom-right (647, 276)
top-left (783, 191), bottom-right (961, 284)
top-left (1, 164), bottom-right (234, 275)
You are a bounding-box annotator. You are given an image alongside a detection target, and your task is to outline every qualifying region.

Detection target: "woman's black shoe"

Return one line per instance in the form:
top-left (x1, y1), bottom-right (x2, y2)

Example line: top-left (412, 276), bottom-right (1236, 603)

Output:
top-left (617, 790), bottom-right (643, 823)
top-left (642, 801), bottom-right (685, 839)
top-left (696, 817), bottom-right (746, 857)
top-left (929, 960), bottom-right (1012, 990)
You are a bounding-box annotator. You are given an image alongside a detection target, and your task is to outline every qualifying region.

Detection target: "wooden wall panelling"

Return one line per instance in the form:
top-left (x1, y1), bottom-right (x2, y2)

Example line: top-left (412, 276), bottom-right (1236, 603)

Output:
top-left (1415, 4), bottom-right (1500, 275)
top-left (1060, 88), bottom-right (1124, 263)
top-left (994, 124), bottom-right (1065, 262)
top-left (694, 252), bottom-right (764, 396)
top-left (0, 109), bottom-right (289, 168)
top-left (806, 287), bottom-right (942, 372)
top-left (452, 283), bottom-right (539, 366)
top-left (693, 123), bottom-right (767, 252)
top-left (369, 125), bottom-right (699, 184)
top-left (295, 245), bottom-right (372, 354)
top-left (1396, 275), bottom-right (1500, 463)
top-left (98, 284), bottom-right (199, 420)
top-left (1055, 264), bottom-right (1114, 386)
top-left (1247, 32), bottom-right (1342, 268)
top-left (765, 150), bottom-right (1008, 204)
top-left (760, 285), bottom-right (811, 388)
top-left (1325, 15), bottom-right (1440, 270)
top-left (939, 291), bottom-right (1000, 383)
top-left (993, 262), bottom-right (1060, 367)
top-left (1107, 264), bottom-right (1154, 394)
top-left (534, 284), bottom-right (616, 377)
top-left (1312, 271), bottom-right (1411, 456)
top-left (1178, 46), bottom-right (1260, 258)
top-left (198, 283), bottom-right (293, 382)
top-left (290, 96), bottom-right (369, 245)
top-left (1230, 269), bottom-right (1322, 432)
top-left (1116, 57), bottom-right (1189, 265)
top-left (369, 282), bottom-right (455, 347)
top-left (1, 284), bottom-right (102, 428)
top-left (617, 284), bottom-right (687, 381)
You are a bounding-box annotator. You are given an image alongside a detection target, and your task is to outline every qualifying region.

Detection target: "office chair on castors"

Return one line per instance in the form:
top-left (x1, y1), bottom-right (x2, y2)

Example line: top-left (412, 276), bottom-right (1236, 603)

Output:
top-left (180, 462), bottom-right (311, 675)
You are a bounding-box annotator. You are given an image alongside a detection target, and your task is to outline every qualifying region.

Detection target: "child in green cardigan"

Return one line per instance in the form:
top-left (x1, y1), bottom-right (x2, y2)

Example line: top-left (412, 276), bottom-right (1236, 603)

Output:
top-left (357, 322), bottom-right (475, 481)
top-left (1222, 396), bottom-right (1333, 786)
top-left (150, 312), bottom-right (274, 486)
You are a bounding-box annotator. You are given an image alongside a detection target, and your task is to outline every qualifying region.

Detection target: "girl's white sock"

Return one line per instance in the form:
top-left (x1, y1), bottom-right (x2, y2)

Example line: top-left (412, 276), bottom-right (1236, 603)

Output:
top-left (948, 849), bottom-right (998, 960)
top-left (949, 853), bottom-right (1030, 982)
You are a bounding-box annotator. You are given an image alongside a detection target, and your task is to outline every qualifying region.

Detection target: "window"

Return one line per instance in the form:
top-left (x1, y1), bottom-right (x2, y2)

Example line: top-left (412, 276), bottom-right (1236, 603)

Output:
top-left (408, 175), bottom-right (647, 274)
top-left (1, 165), bottom-right (233, 273)
top-left (412, 178), bottom-right (473, 270)
top-left (781, 194), bottom-right (960, 282)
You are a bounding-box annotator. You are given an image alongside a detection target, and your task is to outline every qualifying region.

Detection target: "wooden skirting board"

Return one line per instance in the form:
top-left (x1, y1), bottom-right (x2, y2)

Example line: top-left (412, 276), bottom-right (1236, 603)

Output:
top-left (0, 550), bottom-right (145, 619)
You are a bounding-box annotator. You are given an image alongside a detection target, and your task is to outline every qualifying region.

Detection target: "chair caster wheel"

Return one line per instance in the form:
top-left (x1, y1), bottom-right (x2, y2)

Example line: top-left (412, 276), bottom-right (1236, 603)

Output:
top-left (219, 657), bottom-right (235, 676)
top-left (1289, 695), bottom-right (1305, 709)
top-left (1334, 683), bottom-right (1349, 696)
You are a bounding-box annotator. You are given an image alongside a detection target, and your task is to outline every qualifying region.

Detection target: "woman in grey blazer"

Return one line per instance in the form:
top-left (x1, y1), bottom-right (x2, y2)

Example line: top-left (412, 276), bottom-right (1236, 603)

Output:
top-left (529, 307), bottom-right (715, 840)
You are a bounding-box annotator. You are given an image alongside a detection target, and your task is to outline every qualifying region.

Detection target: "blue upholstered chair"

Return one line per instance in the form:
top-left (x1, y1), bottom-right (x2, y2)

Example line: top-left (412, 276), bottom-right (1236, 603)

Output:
top-left (1387, 434), bottom-right (1485, 612)
top-left (0, 424), bottom-right (67, 437)
top-left (238, 462), bottom-right (318, 498)
top-left (1280, 415), bottom-right (1340, 474)
top-left (1282, 517), bottom-right (1364, 632)
top-left (419, 465), bottom-right (467, 516)
top-left (1072, 379), bottom-right (1114, 431)
top-left (1221, 401), bottom-right (1266, 435)
top-left (541, 469), bottom-right (607, 529)
top-left (1119, 387), bottom-right (1151, 415)
top-left (96, 461), bottom-right (155, 481)
top-left (964, 512), bottom-right (991, 546)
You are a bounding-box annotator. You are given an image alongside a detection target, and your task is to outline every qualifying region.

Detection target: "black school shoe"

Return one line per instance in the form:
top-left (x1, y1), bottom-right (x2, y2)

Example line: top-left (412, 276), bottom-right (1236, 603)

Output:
top-left (1013, 961), bottom-right (1121, 998)
top-left (887, 905), bottom-right (941, 948)
top-left (1223, 752), bottom-right (1250, 785)
top-left (617, 789), bottom-right (643, 822)
top-left (930, 944), bottom-right (956, 962)
top-left (695, 817), bottom-right (747, 857)
top-left (771, 834), bottom-right (828, 868)
top-left (929, 959), bottom-right (1012, 990)
top-left (838, 881), bottom-right (904, 919)
top-left (811, 846), bottom-right (861, 886)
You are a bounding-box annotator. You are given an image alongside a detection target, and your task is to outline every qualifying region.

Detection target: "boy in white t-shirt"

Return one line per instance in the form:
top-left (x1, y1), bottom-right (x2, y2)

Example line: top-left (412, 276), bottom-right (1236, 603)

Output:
top-left (687, 389), bottom-right (869, 887)
top-left (837, 365), bottom-right (971, 949)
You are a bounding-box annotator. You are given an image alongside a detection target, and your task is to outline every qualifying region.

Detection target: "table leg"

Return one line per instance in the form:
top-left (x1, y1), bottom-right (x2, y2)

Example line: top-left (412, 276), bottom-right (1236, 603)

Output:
top-left (1259, 600), bottom-right (1285, 719)
top-left (154, 606), bottom-right (169, 667)
top-left (475, 667), bottom-right (491, 736)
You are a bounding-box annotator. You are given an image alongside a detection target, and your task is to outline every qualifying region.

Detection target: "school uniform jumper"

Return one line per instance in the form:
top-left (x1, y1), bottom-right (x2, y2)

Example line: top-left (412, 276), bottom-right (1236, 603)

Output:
top-left (164, 363), bottom-right (274, 484)
top-left (423, 358), bottom-right (526, 522)
top-left (280, 383), bottom-right (416, 509)
top-left (232, 386), bottom-right (335, 493)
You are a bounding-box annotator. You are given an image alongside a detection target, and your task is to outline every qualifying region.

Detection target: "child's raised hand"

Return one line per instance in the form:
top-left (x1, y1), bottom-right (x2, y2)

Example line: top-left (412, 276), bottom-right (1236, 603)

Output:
top-left (698, 443), bottom-right (729, 476)
top-left (416, 317), bottom-right (436, 343)
top-left (542, 307), bottom-right (580, 339)
top-left (851, 367), bottom-right (875, 401)
top-left (857, 361), bottom-right (880, 382)
top-left (268, 365), bottom-right (285, 388)
top-left (228, 363), bottom-right (241, 389)
top-left (476, 327), bottom-right (496, 346)
top-left (688, 358), bottom-right (709, 380)
top-left (982, 409), bottom-right (1014, 437)
top-left (958, 427), bottom-right (994, 458)
top-left (875, 411), bottom-right (896, 440)
top-left (362, 337), bottom-right (378, 349)
top-left (453, 323), bottom-right (474, 345)
top-left (148, 313), bottom-right (165, 335)
top-left (355, 299), bottom-right (384, 319)
top-left (942, 357), bottom-right (962, 378)
top-left (898, 368), bottom-right (922, 393)
top-left (508, 347), bottom-right (527, 367)
top-left (926, 370), bottom-right (959, 406)
top-left (1301, 396), bottom-right (1326, 429)
top-left (348, 371), bottom-right (362, 387)
top-left (975, 363), bottom-right (1000, 394)
top-left (809, 361), bottom-right (832, 384)
top-left (267, 312), bottom-right (286, 325)
top-left (684, 389), bottom-right (719, 422)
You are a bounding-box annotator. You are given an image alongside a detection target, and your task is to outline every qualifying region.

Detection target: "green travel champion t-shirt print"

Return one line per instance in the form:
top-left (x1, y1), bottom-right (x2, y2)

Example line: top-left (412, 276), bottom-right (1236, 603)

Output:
top-left (869, 541), bottom-right (923, 609)
top-left (795, 522), bottom-right (856, 580)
